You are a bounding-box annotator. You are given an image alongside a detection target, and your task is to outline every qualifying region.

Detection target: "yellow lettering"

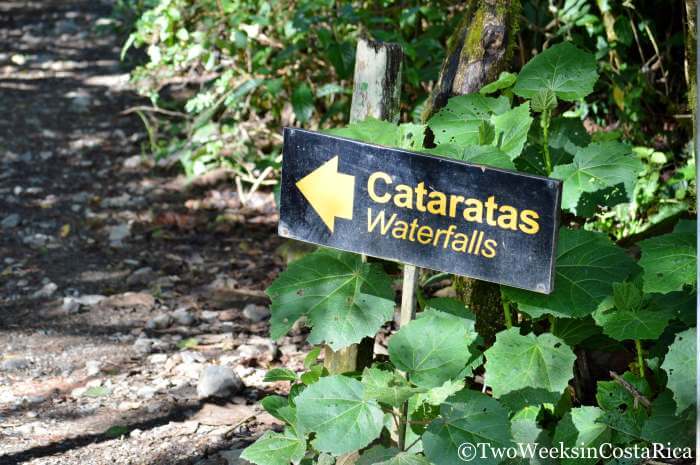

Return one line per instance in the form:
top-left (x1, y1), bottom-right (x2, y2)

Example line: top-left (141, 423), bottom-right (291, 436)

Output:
top-left (519, 210), bottom-right (540, 235)
top-left (394, 184), bottom-right (413, 209)
top-left (427, 191), bottom-right (447, 216)
top-left (368, 172), bottom-right (392, 203)
top-left (463, 198), bottom-right (483, 223)
top-left (497, 205), bottom-right (518, 231)
top-left (367, 208), bottom-right (395, 234)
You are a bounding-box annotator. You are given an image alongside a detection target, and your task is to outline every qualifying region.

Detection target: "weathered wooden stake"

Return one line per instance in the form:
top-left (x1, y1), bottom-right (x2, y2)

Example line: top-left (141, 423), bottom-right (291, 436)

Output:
top-left (323, 38), bottom-right (403, 375)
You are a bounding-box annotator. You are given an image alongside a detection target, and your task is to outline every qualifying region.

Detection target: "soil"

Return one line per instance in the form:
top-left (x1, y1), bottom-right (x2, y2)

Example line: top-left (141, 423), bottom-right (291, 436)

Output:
top-left (0, 1), bottom-right (303, 464)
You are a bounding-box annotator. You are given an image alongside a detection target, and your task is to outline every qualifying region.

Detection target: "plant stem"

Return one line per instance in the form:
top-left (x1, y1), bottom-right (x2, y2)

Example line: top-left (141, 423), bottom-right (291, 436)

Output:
top-left (635, 339), bottom-right (645, 378)
top-left (397, 401), bottom-right (408, 450)
top-left (549, 315), bottom-right (556, 333)
top-left (502, 301), bottom-right (512, 328)
top-left (542, 108), bottom-right (553, 175)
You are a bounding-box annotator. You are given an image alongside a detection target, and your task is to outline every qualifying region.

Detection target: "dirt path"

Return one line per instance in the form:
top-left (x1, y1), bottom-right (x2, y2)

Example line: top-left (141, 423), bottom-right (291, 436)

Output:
top-left (0, 2), bottom-right (297, 464)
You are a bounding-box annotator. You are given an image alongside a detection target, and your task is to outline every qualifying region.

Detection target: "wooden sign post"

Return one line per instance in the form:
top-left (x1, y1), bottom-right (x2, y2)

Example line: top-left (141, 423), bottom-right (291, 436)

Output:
top-left (280, 129), bottom-right (562, 293)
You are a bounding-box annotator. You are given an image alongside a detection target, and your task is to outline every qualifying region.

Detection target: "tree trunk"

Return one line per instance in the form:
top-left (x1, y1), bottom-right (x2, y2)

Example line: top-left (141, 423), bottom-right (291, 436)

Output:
top-left (424, 0), bottom-right (521, 344)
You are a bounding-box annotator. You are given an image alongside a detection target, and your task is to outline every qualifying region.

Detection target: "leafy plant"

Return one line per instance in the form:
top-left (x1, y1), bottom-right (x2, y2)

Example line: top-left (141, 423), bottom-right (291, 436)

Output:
top-left (243, 42), bottom-right (697, 464)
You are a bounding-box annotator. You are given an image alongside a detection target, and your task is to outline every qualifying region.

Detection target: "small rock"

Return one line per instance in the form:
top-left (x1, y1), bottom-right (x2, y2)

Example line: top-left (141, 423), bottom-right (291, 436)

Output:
top-left (118, 401), bottom-right (141, 411)
top-left (145, 314), bottom-right (172, 330)
top-left (136, 385), bottom-right (157, 399)
top-left (61, 297), bottom-right (81, 314)
top-left (123, 155), bottom-right (143, 170)
top-left (33, 282), bottom-right (58, 299)
top-left (196, 365), bottom-right (243, 399)
top-left (172, 308), bottom-right (196, 326)
top-left (85, 360), bottom-right (101, 376)
top-left (242, 304), bottom-right (270, 322)
top-left (1, 213), bottom-right (20, 229)
top-left (200, 310), bottom-right (219, 322)
top-left (181, 351), bottom-right (206, 364)
top-left (175, 362), bottom-right (203, 380)
top-left (127, 267), bottom-right (157, 287)
top-left (1, 357), bottom-right (30, 371)
top-left (133, 337), bottom-right (154, 355)
top-left (108, 223), bottom-right (131, 245)
top-left (147, 353), bottom-right (168, 364)
top-left (218, 309), bottom-right (237, 322)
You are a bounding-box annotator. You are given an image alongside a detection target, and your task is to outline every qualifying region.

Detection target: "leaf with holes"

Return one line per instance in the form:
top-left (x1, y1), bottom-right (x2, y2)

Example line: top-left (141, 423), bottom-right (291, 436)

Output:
top-left (427, 94), bottom-right (509, 146)
top-left (422, 390), bottom-right (512, 465)
top-left (552, 407), bottom-right (610, 465)
top-left (295, 375), bottom-right (384, 455)
top-left (661, 327), bottom-right (696, 415)
top-left (551, 141), bottom-right (642, 214)
top-left (592, 282), bottom-right (674, 341)
top-left (638, 224), bottom-right (696, 294)
top-left (502, 229), bottom-right (637, 318)
top-left (484, 328), bottom-right (576, 398)
top-left (267, 250), bottom-right (395, 350)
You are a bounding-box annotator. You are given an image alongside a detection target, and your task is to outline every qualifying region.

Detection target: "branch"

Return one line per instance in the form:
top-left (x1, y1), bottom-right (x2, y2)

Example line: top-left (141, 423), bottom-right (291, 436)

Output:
top-left (609, 370), bottom-right (652, 409)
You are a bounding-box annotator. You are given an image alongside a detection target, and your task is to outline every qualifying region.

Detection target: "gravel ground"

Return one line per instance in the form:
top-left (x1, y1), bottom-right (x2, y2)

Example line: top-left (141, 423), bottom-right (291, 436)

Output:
top-left (0, 1), bottom-right (305, 463)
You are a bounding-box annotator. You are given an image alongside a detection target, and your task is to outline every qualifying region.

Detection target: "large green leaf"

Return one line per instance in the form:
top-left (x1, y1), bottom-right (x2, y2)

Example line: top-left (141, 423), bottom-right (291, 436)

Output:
top-left (388, 308), bottom-right (477, 388)
top-left (241, 427), bottom-right (306, 465)
top-left (638, 224), bottom-right (696, 294)
top-left (592, 282), bottom-right (674, 341)
top-left (552, 407), bottom-right (610, 465)
top-left (513, 42), bottom-right (598, 101)
top-left (423, 390), bottom-right (512, 465)
top-left (295, 375), bottom-right (384, 455)
top-left (267, 250), bottom-right (395, 350)
top-left (427, 94), bottom-right (509, 146)
top-left (551, 142), bottom-right (642, 213)
top-left (492, 102), bottom-right (533, 159)
top-left (484, 328), bottom-right (576, 398)
top-left (640, 390), bottom-right (695, 448)
top-left (661, 327), bottom-right (696, 415)
top-left (361, 366), bottom-right (423, 408)
top-left (503, 229), bottom-right (637, 318)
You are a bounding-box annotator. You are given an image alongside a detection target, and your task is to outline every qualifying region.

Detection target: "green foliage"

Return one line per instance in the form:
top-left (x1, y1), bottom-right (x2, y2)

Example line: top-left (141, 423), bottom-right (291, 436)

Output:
top-left (120, 0), bottom-right (458, 179)
top-left (240, 428), bottom-right (306, 465)
top-left (387, 308), bottom-right (478, 388)
top-left (551, 141), bottom-right (642, 214)
top-left (423, 390), bottom-right (512, 465)
top-left (295, 375), bottom-right (384, 455)
top-left (513, 42), bottom-right (598, 101)
top-left (240, 30), bottom-right (696, 464)
top-left (484, 328), bottom-right (576, 399)
top-left (638, 222), bottom-right (697, 294)
top-left (661, 328), bottom-right (696, 415)
top-left (503, 228), bottom-right (637, 318)
top-left (266, 250), bottom-right (395, 350)
top-left (592, 282), bottom-right (674, 341)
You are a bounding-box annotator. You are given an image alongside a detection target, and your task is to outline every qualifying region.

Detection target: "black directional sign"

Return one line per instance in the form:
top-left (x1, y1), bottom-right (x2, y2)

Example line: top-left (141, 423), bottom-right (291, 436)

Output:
top-left (279, 128), bottom-right (562, 294)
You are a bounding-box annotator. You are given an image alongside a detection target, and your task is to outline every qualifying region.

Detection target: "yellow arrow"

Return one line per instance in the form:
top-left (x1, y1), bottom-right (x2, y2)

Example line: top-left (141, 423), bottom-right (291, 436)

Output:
top-left (296, 156), bottom-right (355, 232)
